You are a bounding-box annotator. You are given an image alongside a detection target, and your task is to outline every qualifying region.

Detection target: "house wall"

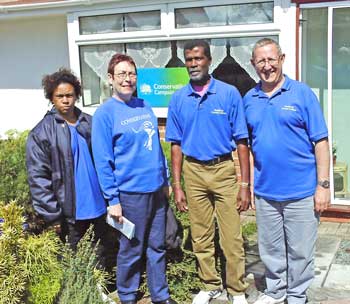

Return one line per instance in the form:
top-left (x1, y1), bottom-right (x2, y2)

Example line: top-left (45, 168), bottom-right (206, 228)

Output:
top-left (0, 15), bottom-right (69, 136)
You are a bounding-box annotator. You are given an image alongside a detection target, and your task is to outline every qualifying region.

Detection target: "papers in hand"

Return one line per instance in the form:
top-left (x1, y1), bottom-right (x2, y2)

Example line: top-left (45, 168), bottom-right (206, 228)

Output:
top-left (106, 210), bottom-right (135, 240)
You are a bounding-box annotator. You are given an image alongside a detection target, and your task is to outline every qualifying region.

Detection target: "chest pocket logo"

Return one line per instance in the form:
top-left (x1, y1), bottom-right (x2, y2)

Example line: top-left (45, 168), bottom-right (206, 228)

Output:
top-left (281, 105), bottom-right (297, 112)
top-left (211, 109), bottom-right (226, 115)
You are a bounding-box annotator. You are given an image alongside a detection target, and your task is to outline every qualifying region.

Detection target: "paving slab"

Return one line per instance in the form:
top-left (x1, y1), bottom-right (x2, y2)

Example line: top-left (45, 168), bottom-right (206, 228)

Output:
top-left (324, 264), bottom-right (350, 289)
top-left (245, 252), bottom-right (265, 279)
top-left (307, 287), bottom-right (350, 304)
top-left (335, 224), bottom-right (349, 236)
top-left (312, 237), bottom-right (341, 288)
top-left (320, 301), bottom-right (350, 304)
top-left (323, 222), bottom-right (340, 234)
top-left (334, 240), bottom-right (350, 264)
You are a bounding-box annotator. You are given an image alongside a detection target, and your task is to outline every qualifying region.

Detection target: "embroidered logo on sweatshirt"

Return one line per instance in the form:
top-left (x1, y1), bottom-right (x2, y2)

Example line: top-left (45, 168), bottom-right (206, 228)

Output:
top-left (132, 121), bottom-right (155, 151)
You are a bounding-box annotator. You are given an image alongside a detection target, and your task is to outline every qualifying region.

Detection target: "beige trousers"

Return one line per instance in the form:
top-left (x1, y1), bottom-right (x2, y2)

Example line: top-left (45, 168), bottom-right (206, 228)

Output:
top-left (183, 158), bottom-right (248, 296)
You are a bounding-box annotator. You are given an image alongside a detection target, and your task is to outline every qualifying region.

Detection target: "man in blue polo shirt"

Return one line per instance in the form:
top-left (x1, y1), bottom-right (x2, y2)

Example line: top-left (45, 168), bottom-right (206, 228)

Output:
top-left (166, 39), bottom-right (250, 304)
top-left (244, 38), bottom-right (330, 304)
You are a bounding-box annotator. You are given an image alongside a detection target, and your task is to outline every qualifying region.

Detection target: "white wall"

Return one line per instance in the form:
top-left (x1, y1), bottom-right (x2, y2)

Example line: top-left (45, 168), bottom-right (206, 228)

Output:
top-left (275, 0), bottom-right (297, 79)
top-left (0, 15), bottom-right (70, 136)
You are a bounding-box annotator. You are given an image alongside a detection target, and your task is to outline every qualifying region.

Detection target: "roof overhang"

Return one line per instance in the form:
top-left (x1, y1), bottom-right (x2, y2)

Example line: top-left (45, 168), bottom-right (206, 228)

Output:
top-left (0, 0), bottom-right (130, 20)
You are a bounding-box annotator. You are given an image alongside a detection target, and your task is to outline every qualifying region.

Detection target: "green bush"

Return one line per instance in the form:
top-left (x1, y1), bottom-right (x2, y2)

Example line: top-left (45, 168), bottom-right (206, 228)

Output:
top-left (0, 201), bottom-right (62, 304)
top-left (242, 221), bottom-right (257, 239)
top-left (0, 201), bottom-right (27, 304)
top-left (23, 231), bottom-right (63, 304)
top-left (0, 130), bottom-right (44, 232)
top-left (0, 130), bottom-right (30, 207)
top-left (0, 201), bottom-right (109, 304)
top-left (58, 227), bottom-right (109, 304)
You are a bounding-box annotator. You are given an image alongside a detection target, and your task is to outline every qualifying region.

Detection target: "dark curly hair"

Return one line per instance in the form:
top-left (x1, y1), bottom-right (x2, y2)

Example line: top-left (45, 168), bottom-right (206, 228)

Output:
top-left (42, 68), bottom-right (82, 101)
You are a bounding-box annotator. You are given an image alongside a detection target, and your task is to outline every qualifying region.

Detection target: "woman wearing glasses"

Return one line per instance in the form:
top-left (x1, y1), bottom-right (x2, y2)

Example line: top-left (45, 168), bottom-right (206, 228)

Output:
top-left (92, 54), bottom-right (176, 304)
top-left (26, 68), bottom-right (107, 256)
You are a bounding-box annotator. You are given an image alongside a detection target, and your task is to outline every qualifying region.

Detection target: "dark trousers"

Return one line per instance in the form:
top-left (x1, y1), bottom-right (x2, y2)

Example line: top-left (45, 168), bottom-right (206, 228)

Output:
top-left (117, 190), bottom-right (169, 303)
top-left (63, 214), bottom-right (107, 268)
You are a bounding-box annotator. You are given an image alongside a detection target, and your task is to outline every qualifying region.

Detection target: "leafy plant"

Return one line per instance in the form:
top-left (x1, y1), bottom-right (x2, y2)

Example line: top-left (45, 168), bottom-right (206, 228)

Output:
top-left (23, 231), bottom-right (63, 304)
top-left (0, 129), bottom-right (45, 232)
top-left (242, 221), bottom-right (257, 239)
top-left (0, 130), bottom-right (30, 207)
top-left (0, 201), bottom-right (63, 304)
top-left (58, 226), bottom-right (109, 304)
top-left (0, 201), bottom-right (27, 304)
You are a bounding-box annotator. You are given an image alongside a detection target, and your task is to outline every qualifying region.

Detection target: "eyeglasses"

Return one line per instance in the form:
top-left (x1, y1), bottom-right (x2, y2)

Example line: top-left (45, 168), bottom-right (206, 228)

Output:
top-left (114, 72), bottom-right (137, 80)
top-left (255, 57), bottom-right (281, 68)
top-left (54, 93), bottom-right (75, 100)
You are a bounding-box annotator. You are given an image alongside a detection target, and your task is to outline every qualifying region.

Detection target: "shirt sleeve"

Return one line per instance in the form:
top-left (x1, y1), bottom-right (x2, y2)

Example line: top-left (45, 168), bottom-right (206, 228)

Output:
top-left (92, 108), bottom-right (120, 206)
top-left (302, 86), bottom-right (328, 142)
top-left (165, 95), bottom-right (182, 144)
top-left (230, 88), bottom-right (249, 142)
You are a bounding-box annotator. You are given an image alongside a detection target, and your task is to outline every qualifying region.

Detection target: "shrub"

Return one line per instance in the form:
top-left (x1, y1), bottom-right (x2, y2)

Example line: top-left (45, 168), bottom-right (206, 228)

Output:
top-left (23, 231), bottom-right (63, 304)
top-left (242, 221), bottom-right (257, 239)
top-left (0, 201), bottom-right (27, 304)
top-left (58, 226), bottom-right (109, 304)
top-left (0, 201), bottom-right (63, 304)
top-left (0, 130), bottom-right (45, 232)
top-left (0, 130), bottom-right (30, 207)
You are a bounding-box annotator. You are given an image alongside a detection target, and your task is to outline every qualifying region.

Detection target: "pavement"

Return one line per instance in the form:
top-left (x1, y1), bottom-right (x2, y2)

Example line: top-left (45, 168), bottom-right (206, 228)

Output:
top-left (211, 219), bottom-right (350, 304)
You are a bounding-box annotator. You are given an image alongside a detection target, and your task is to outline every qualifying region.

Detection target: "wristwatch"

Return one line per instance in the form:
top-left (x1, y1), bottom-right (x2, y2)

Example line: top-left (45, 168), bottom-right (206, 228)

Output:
top-left (318, 180), bottom-right (330, 189)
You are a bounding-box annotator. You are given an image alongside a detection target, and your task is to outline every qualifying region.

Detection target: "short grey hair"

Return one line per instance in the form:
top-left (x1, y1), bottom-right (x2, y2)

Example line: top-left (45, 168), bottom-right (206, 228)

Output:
top-left (251, 38), bottom-right (282, 58)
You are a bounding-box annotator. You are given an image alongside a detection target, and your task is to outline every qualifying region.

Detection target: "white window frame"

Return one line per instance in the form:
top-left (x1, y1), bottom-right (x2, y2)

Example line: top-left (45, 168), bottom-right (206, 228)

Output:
top-left (67, 0), bottom-right (295, 117)
top-left (300, 1), bottom-right (350, 206)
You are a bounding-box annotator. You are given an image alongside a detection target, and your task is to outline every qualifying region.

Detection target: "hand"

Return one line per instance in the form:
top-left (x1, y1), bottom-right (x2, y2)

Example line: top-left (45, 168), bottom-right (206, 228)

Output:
top-left (52, 223), bottom-right (61, 235)
top-left (109, 204), bottom-right (123, 224)
top-left (236, 186), bottom-right (251, 212)
top-left (174, 187), bottom-right (188, 212)
top-left (314, 186), bottom-right (330, 213)
top-left (162, 186), bottom-right (172, 199)
top-left (250, 190), bottom-right (256, 210)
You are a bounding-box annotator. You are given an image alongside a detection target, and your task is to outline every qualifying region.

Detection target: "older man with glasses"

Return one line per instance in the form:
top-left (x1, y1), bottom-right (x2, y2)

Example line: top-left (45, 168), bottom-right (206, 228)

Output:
top-left (244, 38), bottom-right (330, 304)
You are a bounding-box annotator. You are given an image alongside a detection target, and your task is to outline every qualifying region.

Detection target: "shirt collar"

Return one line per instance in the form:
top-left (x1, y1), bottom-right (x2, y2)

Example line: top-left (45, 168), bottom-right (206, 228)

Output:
top-left (185, 75), bottom-right (217, 96)
top-left (251, 74), bottom-right (291, 97)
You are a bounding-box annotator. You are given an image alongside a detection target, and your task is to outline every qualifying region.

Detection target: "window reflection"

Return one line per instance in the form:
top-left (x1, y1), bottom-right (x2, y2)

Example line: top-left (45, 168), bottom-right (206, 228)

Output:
top-left (175, 2), bottom-right (273, 28)
top-left (79, 10), bottom-right (160, 35)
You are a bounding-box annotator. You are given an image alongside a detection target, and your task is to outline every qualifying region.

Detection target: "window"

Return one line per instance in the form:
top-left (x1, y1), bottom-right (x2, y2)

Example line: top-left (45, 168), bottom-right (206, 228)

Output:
top-left (80, 36), bottom-right (277, 106)
top-left (301, 5), bottom-right (350, 204)
top-left (79, 10), bottom-right (161, 35)
top-left (175, 2), bottom-right (273, 28)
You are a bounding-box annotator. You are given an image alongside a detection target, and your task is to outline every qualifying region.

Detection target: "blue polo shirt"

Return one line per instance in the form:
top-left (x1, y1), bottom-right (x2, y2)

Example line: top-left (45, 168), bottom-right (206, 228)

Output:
top-left (165, 77), bottom-right (248, 160)
top-left (243, 75), bottom-right (328, 201)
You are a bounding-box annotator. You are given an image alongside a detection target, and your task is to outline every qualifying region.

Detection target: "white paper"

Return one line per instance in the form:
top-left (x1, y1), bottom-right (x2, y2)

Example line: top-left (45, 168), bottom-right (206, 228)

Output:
top-left (106, 211), bottom-right (135, 240)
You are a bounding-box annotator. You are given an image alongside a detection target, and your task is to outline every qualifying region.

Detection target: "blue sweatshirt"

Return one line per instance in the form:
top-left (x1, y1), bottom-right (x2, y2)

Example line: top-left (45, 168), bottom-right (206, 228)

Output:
top-left (92, 97), bottom-right (167, 206)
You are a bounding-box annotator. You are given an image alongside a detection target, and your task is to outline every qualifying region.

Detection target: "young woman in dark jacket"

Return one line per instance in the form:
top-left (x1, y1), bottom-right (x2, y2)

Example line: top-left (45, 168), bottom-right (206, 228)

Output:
top-left (26, 68), bottom-right (107, 253)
